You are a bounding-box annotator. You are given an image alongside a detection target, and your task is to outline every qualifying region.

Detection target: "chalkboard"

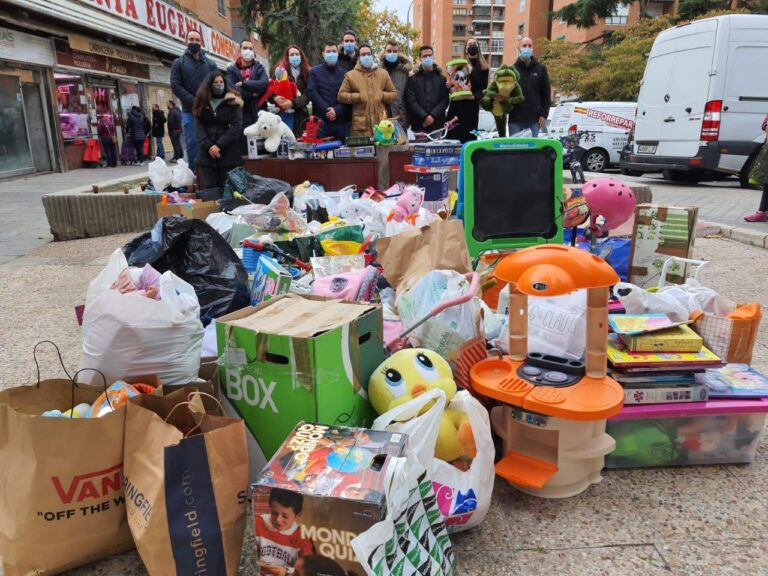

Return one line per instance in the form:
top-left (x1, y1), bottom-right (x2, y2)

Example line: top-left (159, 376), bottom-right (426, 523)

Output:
top-left (471, 148), bottom-right (558, 242)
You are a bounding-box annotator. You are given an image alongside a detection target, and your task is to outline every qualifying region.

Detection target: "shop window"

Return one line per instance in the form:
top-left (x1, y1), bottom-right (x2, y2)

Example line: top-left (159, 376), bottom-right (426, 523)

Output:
top-left (54, 72), bottom-right (89, 141)
top-left (0, 74), bottom-right (34, 174)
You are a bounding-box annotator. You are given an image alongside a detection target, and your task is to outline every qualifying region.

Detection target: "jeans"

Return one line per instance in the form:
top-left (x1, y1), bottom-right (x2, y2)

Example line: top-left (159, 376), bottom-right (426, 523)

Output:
top-left (154, 136), bottom-right (166, 159)
top-left (132, 138), bottom-right (145, 163)
top-left (100, 137), bottom-right (117, 167)
top-left (507, 121), bottom-right (540, 138)
top-left (279, 111), bottom-right (295, 130)
top-left (182, 111), bottom-right (197, 171)
top-left (169, 130), bottom-right (183, 160)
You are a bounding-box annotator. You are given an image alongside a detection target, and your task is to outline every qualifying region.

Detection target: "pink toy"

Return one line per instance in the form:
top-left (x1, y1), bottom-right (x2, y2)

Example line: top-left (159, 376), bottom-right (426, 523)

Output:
top-left (387, 185), bottom-right (424, 224)
top-left (582, 177), bottom-right (636, 237)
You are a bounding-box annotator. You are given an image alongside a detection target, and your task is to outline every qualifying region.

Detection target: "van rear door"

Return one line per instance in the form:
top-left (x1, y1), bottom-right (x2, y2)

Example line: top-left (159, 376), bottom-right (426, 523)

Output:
top-left (634, 46), bottom-right (674, 153)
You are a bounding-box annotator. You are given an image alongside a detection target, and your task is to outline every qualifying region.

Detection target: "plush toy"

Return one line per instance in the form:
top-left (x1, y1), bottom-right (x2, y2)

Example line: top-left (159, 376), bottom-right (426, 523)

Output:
top-left (446, 58), bottom-right (473, 102)
top-left (244, 110), bottom-right (296, 153)
top-left (369, 348), bottom-right (477, 463)
top-left (386, 184), bottom-right (423, 224)
top-left (480, 64), bottom-right (525, 136)
top-left (374, 119), bottom-right (397, 145)
top-left (258, 66), bottom-right (300, 108)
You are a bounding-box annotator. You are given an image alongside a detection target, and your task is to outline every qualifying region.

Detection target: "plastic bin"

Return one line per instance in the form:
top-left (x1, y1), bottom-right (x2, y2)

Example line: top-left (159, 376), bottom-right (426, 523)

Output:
top-left (606, 398), bottom-right (768, 469)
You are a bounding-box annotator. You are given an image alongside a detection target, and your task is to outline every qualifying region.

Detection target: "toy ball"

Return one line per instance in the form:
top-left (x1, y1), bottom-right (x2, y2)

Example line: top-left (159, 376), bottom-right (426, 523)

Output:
top-left (88, 381), bottom-right (141, 418)
top-left (582, 177), bottom-right (636, 236)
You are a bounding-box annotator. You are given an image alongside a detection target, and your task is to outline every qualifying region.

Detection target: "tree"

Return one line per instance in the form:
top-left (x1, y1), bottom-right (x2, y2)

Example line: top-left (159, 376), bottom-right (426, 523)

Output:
top-left (552, 0), bottom-right (652, 29)
top-left (239, 0), bottom-right (361, 65)
top-left (538, 39), bottom-right (592, 98)
top-left (356, 0), bottom-right (420, 58)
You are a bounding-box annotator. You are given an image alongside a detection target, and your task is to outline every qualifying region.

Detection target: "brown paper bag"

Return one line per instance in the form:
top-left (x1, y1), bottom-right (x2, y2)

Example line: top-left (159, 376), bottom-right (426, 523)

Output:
top-left (0, 364), bottom-right (133, 575)
top-left (378, 219), bottom-right (472, 292)
top-left (123, 389), bottom-right (249, 576)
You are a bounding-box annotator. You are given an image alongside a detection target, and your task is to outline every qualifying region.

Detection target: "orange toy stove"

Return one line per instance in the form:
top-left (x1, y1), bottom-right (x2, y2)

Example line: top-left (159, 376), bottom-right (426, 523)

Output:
top-left (470, 245), bottom-right (624, 498)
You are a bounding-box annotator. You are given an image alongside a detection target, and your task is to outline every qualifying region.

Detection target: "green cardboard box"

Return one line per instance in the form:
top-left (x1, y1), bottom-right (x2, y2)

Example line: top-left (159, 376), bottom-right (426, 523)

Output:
top-left (216, 294), bottom-right (383, 479)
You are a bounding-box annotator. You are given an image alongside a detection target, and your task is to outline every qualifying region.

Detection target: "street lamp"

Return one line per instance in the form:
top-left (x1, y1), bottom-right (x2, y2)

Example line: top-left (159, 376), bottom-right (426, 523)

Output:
top-left (406, 0), bottom-right (414, 26)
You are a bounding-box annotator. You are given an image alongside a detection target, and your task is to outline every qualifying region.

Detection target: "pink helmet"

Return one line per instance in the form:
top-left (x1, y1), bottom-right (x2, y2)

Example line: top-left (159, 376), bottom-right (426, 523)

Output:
top-left (582, 177), bottom-right (636, 236)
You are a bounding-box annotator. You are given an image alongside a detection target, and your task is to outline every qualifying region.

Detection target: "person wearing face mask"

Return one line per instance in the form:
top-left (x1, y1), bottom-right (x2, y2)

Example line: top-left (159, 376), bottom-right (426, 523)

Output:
top-left (404, 46), bottom-right (450, 134)
top-left (171, 29), bottom-right (218, 172)
top-left (446, 38), bottom-right (489, 143)
top-left (272, 44), bottom-right (311, 138)
top-left (337, 30), bottom-right (358, 73)
top-left (338, 43), bottom-right (397, 137)
top-left (507, 37), bottom-right (551, 138)
top-left (226, 40), bottom-right (269, 154)
top-left (379, 40), bottom-right (412, 131)
top-left (192, 71), bottom-right (243, 191)
top-left (307, 42), bottom-right (351, 142)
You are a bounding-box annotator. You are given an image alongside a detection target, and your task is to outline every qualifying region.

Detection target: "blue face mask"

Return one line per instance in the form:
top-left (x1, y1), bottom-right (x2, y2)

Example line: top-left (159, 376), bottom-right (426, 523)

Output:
top-left (344, 42), bottom-right (356, 55)
top-left (385, 52), bottom-right (398, 63)
top-left (422, 56), bottom-right (434, 68)
top-left (359, 55), bottom-right (374, 69)
top-left (289, 55), bottom-right (301, 67)
top-left (324, 52), bottom-right (338, 65)
top-left (520, 47), bottom-right (534, 59)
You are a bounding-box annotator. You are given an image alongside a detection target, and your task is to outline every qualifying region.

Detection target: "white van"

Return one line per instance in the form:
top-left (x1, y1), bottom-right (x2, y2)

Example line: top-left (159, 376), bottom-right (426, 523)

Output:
top-left (623, 14), bottom-right (768, 186)
top-left (549, 102), bottom-right (637, 172)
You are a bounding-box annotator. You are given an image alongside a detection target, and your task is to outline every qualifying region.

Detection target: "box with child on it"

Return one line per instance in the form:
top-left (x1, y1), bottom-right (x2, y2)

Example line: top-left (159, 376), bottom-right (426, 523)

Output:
top-left (252, 422), bottom-right (407, 576)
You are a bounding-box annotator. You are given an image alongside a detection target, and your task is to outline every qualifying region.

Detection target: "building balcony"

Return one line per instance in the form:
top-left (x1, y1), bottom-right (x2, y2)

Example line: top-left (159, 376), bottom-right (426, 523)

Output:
top-left (474, 0), bottom-right (505, 5)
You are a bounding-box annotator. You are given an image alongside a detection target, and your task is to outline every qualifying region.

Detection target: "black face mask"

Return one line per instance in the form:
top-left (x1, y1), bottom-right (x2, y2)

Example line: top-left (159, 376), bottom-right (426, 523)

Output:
top-left (188, 42), bottom-right (201, 54)
top-left (467, 46), bottom-right (478, 57)
top-left (212, 86), bottom-right (225, 96)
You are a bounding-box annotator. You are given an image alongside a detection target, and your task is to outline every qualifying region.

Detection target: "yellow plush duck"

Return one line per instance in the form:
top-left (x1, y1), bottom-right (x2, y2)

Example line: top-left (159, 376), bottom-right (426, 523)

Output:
top-left (369, 349), bottom-right (477, 463)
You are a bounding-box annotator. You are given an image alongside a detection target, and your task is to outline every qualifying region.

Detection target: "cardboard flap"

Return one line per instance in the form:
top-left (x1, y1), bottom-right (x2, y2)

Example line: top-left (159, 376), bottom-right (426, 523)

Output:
top-left (221, 294), bottom-right (377, 338)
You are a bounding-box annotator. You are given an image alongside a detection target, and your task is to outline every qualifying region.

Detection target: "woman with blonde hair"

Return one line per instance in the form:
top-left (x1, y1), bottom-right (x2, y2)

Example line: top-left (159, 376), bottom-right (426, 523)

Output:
top-left (447, 38), bottom-right (490, 142)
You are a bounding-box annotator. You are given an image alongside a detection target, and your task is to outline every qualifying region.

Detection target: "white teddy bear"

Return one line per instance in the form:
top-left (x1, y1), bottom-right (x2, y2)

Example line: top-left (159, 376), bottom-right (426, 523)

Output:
top-left (244, 110), bottom-right (296, 153)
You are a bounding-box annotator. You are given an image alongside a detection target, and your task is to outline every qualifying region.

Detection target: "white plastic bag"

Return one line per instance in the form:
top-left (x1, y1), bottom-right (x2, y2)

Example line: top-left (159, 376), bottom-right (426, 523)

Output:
top-left (171, 158), bottom-right (195, 188)
top-left (79, 249), bottom-right (204, 386)
top-left (372, 389), bottom-right (494, 533)
top-left (613, 281), bottom-right (733, 323)
top-left (323, 184), bottom-right (356, 216)
top-left (148, 157), bottom-right (172, 191)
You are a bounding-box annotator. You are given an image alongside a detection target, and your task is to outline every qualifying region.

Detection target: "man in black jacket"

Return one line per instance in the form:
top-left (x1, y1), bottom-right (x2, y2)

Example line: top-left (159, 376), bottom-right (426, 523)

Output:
top-left (226, 40), bottom-right (269, 155)
top-left (507, 37), bottom-right (551, 138)
top-left (404, 46), bottom-right (449, 134)
top-left (337, 30), bottom-right (358, 73)
top-left (170, 29), bottom-right (217, 172)
top-left (151, 104), bottom-right (166, 160)
top-left (167, 101), bottom-right (183, 162)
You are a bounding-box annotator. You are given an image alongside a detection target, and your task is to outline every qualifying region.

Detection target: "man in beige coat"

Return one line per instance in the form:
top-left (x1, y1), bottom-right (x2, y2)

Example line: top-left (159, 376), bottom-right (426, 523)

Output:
top-left (337, 44), bottom-right (397, 137)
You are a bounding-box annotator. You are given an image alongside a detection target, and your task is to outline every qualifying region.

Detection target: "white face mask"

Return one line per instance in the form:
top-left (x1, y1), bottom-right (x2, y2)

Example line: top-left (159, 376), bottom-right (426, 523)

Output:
top-left (241, 49), bottom-right (254, 62)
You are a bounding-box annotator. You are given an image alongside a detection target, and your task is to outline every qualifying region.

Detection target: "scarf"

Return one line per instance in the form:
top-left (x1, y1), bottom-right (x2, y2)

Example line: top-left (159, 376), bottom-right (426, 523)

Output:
top-left (236, 57), bottom-right (252, 82)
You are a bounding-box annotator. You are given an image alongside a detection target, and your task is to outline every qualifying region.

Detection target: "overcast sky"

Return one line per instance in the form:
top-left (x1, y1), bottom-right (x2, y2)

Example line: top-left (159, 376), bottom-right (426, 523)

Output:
top-left (385, 0), bottom-right (414, 23)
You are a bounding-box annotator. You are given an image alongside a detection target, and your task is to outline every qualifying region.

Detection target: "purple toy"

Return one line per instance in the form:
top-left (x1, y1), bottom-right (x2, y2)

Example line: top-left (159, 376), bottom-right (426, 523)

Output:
top-left (582, 177), bottom-right (636, 237)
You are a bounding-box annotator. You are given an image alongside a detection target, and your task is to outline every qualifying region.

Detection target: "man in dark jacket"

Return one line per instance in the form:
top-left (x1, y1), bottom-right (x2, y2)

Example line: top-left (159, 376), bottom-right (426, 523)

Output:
top-left (507, 37), bottom-right (551, 138)
top-left (170, 29), bottom-right (217, 171)
top-left (167, 101), bottom-right (183, 162)
top-left (126, 106), bottom-right (146, 164)
top-left (404, 46), bottom-right (449, 134)
top-left (380, 41), bottom-right (412, 130)
top-left (151, 104), bottom-right (166, 159)
top-left (226, 40), bottom-right (269, 154)
top-left (337, 30), bottom-right (358, 73)
top-left (307, 42), bottom-right (350, 142)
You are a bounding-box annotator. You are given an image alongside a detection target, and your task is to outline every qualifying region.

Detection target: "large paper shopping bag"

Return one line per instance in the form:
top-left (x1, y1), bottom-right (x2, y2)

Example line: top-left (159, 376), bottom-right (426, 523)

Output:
top-left (123, 390), bottom-right (248, 576)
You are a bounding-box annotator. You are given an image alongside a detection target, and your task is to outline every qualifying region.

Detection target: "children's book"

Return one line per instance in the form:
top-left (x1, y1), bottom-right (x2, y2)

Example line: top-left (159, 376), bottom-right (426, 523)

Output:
top-left (609, 313), bottom-right (691, 336)
top-left (619, 324), bottom-right (703, 353)
top-left (695, 364), bottom-right (768, 398)
top-left (607, 333), bottom-right (721, 369)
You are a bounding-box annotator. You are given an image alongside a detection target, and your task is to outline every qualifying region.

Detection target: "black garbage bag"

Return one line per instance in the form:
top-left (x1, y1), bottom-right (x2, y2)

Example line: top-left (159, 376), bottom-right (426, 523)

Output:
top-left (123, 216), bottom-right (250, 325)
top-left (221, 166), bottom-right (292, 211)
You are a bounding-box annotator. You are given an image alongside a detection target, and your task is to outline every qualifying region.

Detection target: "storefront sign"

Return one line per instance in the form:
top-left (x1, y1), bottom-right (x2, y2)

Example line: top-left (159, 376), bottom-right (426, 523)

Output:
top-left (0, 26), bottom-right (55, 67)
top-left (81, 0), bottom-right (239, 61)
top-left (56, 43), bottom-right (150, 80)
top-left (68, 35), bottom-right (161, 65)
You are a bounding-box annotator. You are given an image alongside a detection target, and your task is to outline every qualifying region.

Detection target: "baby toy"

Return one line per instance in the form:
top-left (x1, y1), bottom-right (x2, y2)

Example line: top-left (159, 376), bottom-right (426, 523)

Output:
top-left (387, 185), bottom-right (424, 224)
top-left (480, 64), bottom-right (524, 137)
top-left (89, 381), bottom-right (142, 417)
top-left (42, 403), bottom-right (92, 418)
top-left (369, 348), bottom-right (477, 463)
top-left (258, 66), bottom-right (300, 129)
top-left (581, 177), bottom-right (636, 238)
top-left (374, 119), bottom-right (397, 146)
top-left (446, 58), bottom-right (473, 102)
top-left (244, 110), bottom-right (296, 153)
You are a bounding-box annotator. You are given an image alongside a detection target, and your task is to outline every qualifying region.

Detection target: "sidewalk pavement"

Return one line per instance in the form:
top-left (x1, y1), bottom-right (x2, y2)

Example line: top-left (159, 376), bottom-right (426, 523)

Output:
top-left (0, 165), bottom-right (147, 264)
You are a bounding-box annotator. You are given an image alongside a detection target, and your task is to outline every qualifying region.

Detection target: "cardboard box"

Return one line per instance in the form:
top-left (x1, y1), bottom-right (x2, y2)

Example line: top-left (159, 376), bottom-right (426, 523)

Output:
top-left (252, 422), bottom-right (407, 575)
top-left (332, 146), bottom-right (352, 158)
top-left (412, 141), bottom-right (462, 167)
top-left (352, 145), bottom-right (376, 158)
top-left (417, 171), bottom-right (450, 201)
top-left (629, 204), bottom-right (698, 288)
top-left (216, 294), bottom-right (384, 479)
top-left (155, 200), bottom-right (220, 220)
top-left (251, 254), bottom-right (292, 305)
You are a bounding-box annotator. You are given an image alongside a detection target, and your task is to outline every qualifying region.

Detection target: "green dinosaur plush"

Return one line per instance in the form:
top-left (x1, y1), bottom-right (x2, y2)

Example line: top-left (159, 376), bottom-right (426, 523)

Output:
top-left (480, 64), bottom-right (525, 136)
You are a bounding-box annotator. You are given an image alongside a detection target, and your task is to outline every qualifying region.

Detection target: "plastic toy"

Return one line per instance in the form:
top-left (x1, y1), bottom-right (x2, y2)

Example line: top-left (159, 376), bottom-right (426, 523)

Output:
top-left (244, 110), bottom-right (296, 153)
top-left (480, 65), bottom-right (524, 136)
top-left (373, 118), bottom-right (397, 146)
top-left (582, 177), bottom-right (636, 238)
top-left (369, 349), bottom-right (477, 463)
top-left (89, 381), bottom-right (141, 417)
top-left (300, 115), bottom-right (324, 145)
top-left (412, 116), bottom-right (459, 142)
top-left (446, 58), bottom-right (473, 102)
top-left (470, 245), bottom-right (624, 498)
top-left (42, 403), bottom-right (92, 418)
top-left (387, 185), bottom-right (424, 224)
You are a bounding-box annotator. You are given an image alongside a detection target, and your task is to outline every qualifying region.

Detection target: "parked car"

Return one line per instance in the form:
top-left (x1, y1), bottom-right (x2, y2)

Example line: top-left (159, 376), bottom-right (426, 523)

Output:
top-left (622, 14), bottom-right (768, 187)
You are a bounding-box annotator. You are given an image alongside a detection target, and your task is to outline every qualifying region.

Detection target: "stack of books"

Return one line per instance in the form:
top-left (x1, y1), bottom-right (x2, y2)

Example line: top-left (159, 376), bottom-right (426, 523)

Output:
top-left (607, 314), bottom-right (722, 405)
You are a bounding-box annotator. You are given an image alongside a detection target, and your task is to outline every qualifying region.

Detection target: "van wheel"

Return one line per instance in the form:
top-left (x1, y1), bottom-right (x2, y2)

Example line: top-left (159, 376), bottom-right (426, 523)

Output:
top-left (740, 153), bottom-right (761, 190)
top-left (584, 149), bottom-right (609, 173)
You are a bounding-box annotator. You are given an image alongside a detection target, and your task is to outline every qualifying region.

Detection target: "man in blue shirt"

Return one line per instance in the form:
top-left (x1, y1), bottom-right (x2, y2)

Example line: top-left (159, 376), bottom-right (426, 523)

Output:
top-left (306, 42), bottom-right (350, 142)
